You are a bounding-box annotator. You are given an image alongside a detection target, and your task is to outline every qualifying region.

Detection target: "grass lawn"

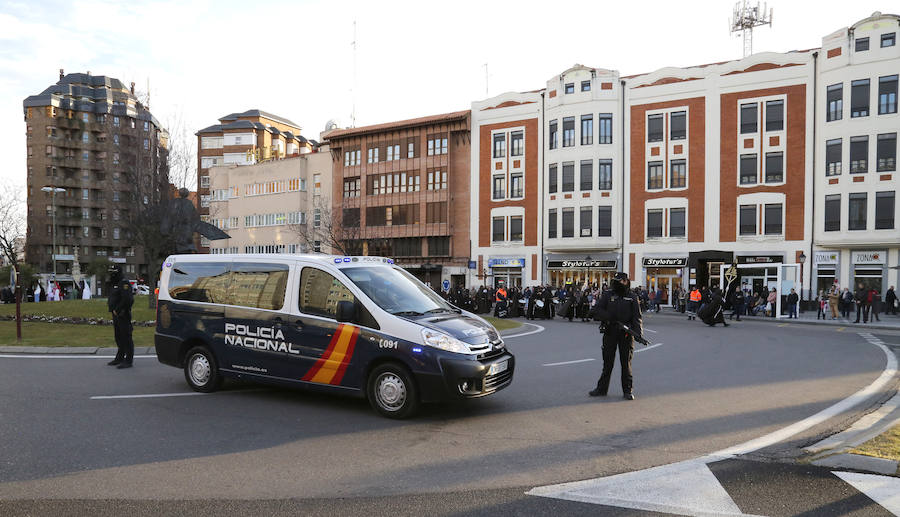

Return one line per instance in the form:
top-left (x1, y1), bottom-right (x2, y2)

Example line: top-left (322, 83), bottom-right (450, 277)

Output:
top-left (849, 424), bottom-right (900, 469)
top-left (483, 317), bottom-right (523, 331)
top-left (0, 321), bottom-right (155, 347)
top-left (0, 298), bottom-right (156, 322)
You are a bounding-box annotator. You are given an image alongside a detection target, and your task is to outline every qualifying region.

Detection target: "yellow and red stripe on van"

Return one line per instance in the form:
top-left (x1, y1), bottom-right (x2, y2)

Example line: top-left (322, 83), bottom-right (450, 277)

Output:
top-left (302, 324), bottom-right (360, 385)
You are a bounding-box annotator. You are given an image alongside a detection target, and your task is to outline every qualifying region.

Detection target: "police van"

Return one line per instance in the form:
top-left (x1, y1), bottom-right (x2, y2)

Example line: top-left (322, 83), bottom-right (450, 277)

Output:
top-left (155, 254), bottom-right (514, 418)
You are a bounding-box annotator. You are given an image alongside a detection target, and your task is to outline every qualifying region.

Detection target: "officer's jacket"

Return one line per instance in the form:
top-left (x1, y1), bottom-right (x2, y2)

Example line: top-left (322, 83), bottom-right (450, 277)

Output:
top-left (592, 289), bottom-right (643, 339)
top-left (112, 281), bottom-right (134, 319)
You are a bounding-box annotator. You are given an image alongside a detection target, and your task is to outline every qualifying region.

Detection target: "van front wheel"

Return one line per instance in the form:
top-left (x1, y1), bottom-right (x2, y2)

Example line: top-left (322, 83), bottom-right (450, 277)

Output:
top-left (367, 363), bottom-right (419, 419)
top-left (184, 346), bottom-right (222, 393)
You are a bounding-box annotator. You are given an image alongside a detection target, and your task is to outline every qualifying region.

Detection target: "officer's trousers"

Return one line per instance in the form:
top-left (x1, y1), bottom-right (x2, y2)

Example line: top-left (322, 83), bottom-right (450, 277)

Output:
top-left (113, 316), bottom-right (134, 363)
top-left (595, 333), bottom-right (634, 395)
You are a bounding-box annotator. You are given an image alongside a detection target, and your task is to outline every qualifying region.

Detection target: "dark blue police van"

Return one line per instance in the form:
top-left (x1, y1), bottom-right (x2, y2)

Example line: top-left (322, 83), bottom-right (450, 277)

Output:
top-left (155, 254), bottom-right (514, 418)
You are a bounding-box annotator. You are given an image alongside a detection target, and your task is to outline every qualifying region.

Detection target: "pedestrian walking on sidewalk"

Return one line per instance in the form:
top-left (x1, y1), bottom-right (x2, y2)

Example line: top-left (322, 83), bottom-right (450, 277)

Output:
top-left (840, 288), bottom-right (853, 319)
top-left (767, 288), bottom-right (777, 317)
top-left (816, 290), bottom-right (827, 320)
top-left (787, 288), bottom-right (799, 319)
top-left (885, 286), bottom-right (897, 316)
top-left (729, 287), bottom-right (744, 321)
top-left (854, 283), bottom-right (870, 324)
top-left (828, 284), bottom-right (841, 319)
top-left (869, 288), bottom-right (881, 322)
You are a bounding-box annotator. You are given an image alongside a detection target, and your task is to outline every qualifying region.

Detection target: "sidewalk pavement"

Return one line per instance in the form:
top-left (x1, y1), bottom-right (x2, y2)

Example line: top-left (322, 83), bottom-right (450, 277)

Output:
top-left (648, 306), bottom-right (900, 331)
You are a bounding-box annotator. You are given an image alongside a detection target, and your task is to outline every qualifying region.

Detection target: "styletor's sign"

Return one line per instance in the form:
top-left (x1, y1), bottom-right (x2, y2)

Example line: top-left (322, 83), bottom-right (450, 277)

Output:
top-left (642, 257), bottom-right (687, 267)
top-left (547, 260), bottom-right (617, 269)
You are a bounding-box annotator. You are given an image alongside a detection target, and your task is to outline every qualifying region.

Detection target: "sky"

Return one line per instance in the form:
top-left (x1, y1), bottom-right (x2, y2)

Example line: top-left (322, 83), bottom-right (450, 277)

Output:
top-left (0, 0), bottom-right (893, 191)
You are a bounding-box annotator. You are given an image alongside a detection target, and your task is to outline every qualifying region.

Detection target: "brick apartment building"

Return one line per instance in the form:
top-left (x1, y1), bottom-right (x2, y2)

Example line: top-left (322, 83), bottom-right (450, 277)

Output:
top-left (324, 111), bottom-right (471, 289)
top-left (23, 70), bottom-right (169, 284)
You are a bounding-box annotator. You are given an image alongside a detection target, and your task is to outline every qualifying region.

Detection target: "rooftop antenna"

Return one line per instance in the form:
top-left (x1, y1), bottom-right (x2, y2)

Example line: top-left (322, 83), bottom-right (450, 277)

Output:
top-left (729, 1), bottom-right (773, 58)
top-left (351, 20), bottom-right (357, 128)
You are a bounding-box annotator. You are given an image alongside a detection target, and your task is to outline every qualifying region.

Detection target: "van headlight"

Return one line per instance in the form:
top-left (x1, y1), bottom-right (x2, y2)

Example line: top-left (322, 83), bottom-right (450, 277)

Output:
top-left (421, 329), bottom-right (473, 355)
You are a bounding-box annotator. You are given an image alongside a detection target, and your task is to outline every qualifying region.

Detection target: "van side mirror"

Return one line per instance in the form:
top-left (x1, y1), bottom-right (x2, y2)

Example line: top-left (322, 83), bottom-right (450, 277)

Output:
top-left (336, 300), bottom-right (356, 323)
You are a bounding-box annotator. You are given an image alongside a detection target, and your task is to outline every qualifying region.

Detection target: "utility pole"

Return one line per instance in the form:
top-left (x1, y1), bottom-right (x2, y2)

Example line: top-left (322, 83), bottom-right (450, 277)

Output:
top-left (41, 186), bottom-right (65, 284)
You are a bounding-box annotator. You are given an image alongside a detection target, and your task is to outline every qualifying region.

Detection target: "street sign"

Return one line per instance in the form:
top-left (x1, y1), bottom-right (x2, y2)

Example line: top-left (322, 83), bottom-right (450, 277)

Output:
top-left (468, 261), bottom-right (476, 269)
top-left (441, 279), bottom-right (450, 292)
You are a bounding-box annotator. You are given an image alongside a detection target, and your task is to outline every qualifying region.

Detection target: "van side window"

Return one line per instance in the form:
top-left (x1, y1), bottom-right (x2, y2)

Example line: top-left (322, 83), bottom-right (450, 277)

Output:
top-left (168, 262), bottom-right (230, 303)
top-left (230, 262), bottom-right (289, 310)
top-left (299, 267), bottom-right (356, 319)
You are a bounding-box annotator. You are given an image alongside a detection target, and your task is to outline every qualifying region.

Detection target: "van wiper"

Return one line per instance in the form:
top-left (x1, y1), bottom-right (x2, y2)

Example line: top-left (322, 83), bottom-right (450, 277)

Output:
top-left (424, 308), bottom-right (457, 314)
top-left (392, 310), bottom-right (424, 316)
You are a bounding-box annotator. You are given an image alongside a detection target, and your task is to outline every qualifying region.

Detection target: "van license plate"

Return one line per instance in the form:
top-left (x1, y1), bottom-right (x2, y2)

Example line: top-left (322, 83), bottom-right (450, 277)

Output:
top-left (488, 360), bottom-right (508, 376)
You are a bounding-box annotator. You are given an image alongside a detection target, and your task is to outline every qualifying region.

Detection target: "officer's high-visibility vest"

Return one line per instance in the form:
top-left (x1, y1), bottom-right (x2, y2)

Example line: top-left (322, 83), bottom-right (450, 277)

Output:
top-left (496, 288), bottom-right (507, 302)
top-left (690, 290), bottom-right (702, 302)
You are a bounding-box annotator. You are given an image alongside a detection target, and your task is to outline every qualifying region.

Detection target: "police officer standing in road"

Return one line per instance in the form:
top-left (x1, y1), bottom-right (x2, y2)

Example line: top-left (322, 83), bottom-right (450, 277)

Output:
top-left (106, 265), bottom-right (135, 369)
top-left (589, 272), bottom-right (643, 400)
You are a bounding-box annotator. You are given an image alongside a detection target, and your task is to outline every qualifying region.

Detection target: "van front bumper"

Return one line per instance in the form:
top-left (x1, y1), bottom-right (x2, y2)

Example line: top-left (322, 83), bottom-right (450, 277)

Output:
top-left (415, 352), bottom-right (515, 403)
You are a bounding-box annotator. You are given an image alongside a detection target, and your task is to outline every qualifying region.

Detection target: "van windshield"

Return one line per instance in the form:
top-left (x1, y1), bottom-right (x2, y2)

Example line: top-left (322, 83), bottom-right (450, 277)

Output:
top-left (341, 266), bottom-right (454, 316)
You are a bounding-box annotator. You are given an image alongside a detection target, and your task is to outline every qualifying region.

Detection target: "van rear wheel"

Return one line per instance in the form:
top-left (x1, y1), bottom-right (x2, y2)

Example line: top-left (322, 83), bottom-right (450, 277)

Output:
top-left (367, 363), bottom-right (419, 419)
top-left (184, 346), bottom-right (222, 393)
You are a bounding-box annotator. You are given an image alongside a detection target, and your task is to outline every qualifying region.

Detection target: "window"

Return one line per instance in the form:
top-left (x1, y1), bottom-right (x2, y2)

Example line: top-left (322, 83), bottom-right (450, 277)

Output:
top-left (764, 204), bottom-right (782, 235)
top-left (427, 169), bottom-right (447, 190)
top-left (827, 84), bottom-right (843, 122)
top-left (851, 79), bottom-right (870, 117)
top-left (428, 237), bottom-right (450, 256)
top-left (549, 120), bottom-right (558, 149)
top-left (562, 117), bottom-right (575, 147)
top-left (581, 115), bottom-right (593, 145)
top-left (739, 205), bottom-right (756, 235)
top-left (597, 206), bottom-right (612, 237)
top-left (740, 154), bottom-right (757, 185)
top-left (510, 173), bottom-right (523, 198)
top-left (879, 75), bottom-right (898, 114)
top-left (565, 82), bottom-right (574, 94)
top-left (647, 161), bottom-right (663, 189)
top-left (313, 208), bottom-right (321, 228)
top-left (824, 194), bottom-right (841, 232)
top-left (597, 160), bottom-right (612, 190)
top-left (849, 193), bottom-right (867, 230)
top-left (427, 135), bottom-right (448, 155)
top-left (492, 175), bottom-right (505, 199)
top-left (230, 262), bottom-right (290, 310)
top-left (167, 261), bottom-right (230, 304)
top-left (343, 177), bottom-right (361, 197)
top-left (82, 113), bottom-right (89, 122)
top-left (509, 216), bottom-right (523, 241)
top-left (386, 144), bottom-right (399, 161)
top-left (408, 141), bottom-right (415, 158)
top-left (740, 103), bottom-right (757, 133)
top-left (344, 148), bottom-right (361, 166)
top-left (299, 268), bottom-right (356, 319)
top-left (548, 209), bottom-right (557, 239)
top-left (579, 207), bottom-right (592, 237)
top-left (510, 130), bottom-right (524, 156)
top-left (492, 217), bottom-right (504, 241)
top-left (765, 152), bottom-right (784, 183)
top-left (313, 174), bottom-right (322, 196)
top-left (882, 32), bottom-right (896, 47)
top-left (562, 208), bottom-right (574, 238)
top-left (562, 162), bottom-right (575, 192)
top-left (598, 113), bottom-right (612, 144)
top-left (143, 138), bottom-right (149, 150)
top-left (647, 209), bottom-right (663, 238)
top-left (493, 133), bottom-right (506, 158)
top-left (850, 136), bottom-right (868, 173)
top-left (875, 192), bottom-right (895, 229)
top-left (670, 208), bottom-right (686, 237)
top-left (765, 100), bottom-right (784, 131)
top-left (670, 111), bottom-right (686, 140)
top-left (82, 188), bottom-right (89, 200)
top-left (548, 164), bottom-right (557, 193)
top-left (826, 139), bottom-right (842, 176)
top-left (367, 147), bottom-right (379, 163)
top-left (426, 202), bottom-right (447, 223)
top-left (580, 160), bottom-right (592, 191)
top-left (581, 80), bottom-right (591, 92)
top-left (877, 133), bottom-right (897, 171)
top-left (647, 114), bottom-right (663, 142)
top-left (856, 37), bottom-right (870, 51)
top-left (670, 159), bottom-right (686, 188)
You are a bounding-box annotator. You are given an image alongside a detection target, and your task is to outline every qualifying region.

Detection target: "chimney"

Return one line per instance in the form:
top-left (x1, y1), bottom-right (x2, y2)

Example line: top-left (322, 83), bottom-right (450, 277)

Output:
top-left (59, 68), bottom-right (64, 80)
top-left (130, 82), bottom-right (135, 94)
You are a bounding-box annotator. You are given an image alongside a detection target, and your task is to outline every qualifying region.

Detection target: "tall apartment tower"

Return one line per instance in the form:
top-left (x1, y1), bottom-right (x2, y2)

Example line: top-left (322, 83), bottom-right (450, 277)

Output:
top-left (23, 71), bottom-right (169, 284)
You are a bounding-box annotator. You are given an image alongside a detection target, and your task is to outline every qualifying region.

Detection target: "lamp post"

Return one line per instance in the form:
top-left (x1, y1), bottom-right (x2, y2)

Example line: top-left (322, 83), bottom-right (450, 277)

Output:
top-left (41, 186), bottom-right (66, 283)
top-left (585, 255), bottom-right (592, 288)
top-left (798, 251), bottom-right (807, 313)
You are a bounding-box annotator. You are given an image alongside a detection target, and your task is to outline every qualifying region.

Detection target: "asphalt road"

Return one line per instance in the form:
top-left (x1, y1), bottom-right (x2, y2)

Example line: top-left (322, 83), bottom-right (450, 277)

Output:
top-left (0, 314), bottom-right (897, 515)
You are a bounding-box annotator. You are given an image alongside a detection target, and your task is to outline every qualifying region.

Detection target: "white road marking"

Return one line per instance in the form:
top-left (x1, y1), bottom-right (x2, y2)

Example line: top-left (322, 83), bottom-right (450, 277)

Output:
top-left (91, 392), bottom-right (206, 400)
top-left (543, 358), bottom-right (595, 367)
top-left (636, 343), bottom-right (663, 353)
top-left (644, 328), bottom-right (658, 333)
top-left (833, 471), bottom-right (900, 515)
top-left (529, 333), bottom-right (898, 514)
top-left (0, 354), bottom-right (157, 359)
top-left (502, 323), bottom-right (546, 339)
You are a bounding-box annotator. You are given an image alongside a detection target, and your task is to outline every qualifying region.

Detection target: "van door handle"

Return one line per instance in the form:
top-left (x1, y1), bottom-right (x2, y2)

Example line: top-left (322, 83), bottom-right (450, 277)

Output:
top-left (294, 320), bottom-right (304, 329)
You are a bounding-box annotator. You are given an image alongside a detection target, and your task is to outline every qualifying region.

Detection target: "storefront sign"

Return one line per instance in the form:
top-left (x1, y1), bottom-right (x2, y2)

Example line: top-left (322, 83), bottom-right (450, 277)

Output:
top-left (468, 260), bottom-right (476, 269)
top-left (737, 255), bottom-right (782, 264)
top-left (814, 252), bottom-right (839, 265)
top-left (642, 257), bottom-right (687, 267)
top-left (852, 251), bottom-right (885, 265)
top-left (488, 258), bottom-right (525, 268)
top-left (547, 260), bottom-right (617, 269)
top-left (109, 258), bottom-right (127, 264)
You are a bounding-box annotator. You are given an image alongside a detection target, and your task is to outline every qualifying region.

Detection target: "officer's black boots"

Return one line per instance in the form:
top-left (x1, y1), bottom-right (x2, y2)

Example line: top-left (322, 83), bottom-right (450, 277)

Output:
top-left (116, 362), bottom-right (133, 369)
top-left (589, 388), bottom-right (606, 397)
top-left (107, 358), bottom-right (122, 366)
top-left (624, 393), bottom-right (635, 400)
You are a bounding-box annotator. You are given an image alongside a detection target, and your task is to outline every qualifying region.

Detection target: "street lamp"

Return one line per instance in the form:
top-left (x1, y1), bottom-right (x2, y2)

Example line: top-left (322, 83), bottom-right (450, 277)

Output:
top-left (41, 186), bottom-right (66, 282)
top-left (798, 251), bottom-right (807, 313)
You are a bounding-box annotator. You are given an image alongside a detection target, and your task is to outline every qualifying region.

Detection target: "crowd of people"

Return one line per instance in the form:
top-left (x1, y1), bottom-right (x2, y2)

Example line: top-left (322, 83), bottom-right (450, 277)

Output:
top-left (816, 283), bottom-right (896, 324)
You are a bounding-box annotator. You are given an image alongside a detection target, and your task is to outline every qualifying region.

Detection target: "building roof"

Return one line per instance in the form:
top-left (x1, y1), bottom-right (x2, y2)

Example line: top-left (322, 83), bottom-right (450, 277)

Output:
top-left (219, 109), bottom-right (301, 129)
top-left (322, 110), bottom-right (470, 140)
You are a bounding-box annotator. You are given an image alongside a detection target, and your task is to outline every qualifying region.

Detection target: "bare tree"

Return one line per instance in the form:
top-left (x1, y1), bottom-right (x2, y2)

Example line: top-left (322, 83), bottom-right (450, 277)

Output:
top-left (164, 109), bottom-right (197, 191)
top-left (288, 197), bottom-right (364, 255)
top-left (0, 184), bottom-right (26, 267)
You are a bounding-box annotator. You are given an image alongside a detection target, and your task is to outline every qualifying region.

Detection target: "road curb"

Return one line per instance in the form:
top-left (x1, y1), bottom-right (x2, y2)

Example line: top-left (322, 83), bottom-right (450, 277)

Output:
top-left (0, 345), bottom-right (156, 355)
top-left (811, 453), bottom-right (899, 476)
top-left (645, 310), bottom-right (900, 332)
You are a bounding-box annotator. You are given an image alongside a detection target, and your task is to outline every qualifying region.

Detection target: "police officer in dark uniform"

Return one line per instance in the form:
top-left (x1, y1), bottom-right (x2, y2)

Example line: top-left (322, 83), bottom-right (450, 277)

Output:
top-left (106, 265), bottom-right (135, 368)
top-left (589, 272), bottom-right (643, 400)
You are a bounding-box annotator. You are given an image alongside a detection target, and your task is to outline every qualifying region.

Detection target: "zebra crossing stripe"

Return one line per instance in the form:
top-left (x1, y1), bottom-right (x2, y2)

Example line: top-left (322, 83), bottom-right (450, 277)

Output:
top-left (833, 471), bottom-right (900, 515)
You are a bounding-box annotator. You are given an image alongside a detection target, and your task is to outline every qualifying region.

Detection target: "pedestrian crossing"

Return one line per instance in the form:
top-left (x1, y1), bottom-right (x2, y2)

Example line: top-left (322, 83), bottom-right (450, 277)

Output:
top-left (529, 457), bottom-right (900, 516)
